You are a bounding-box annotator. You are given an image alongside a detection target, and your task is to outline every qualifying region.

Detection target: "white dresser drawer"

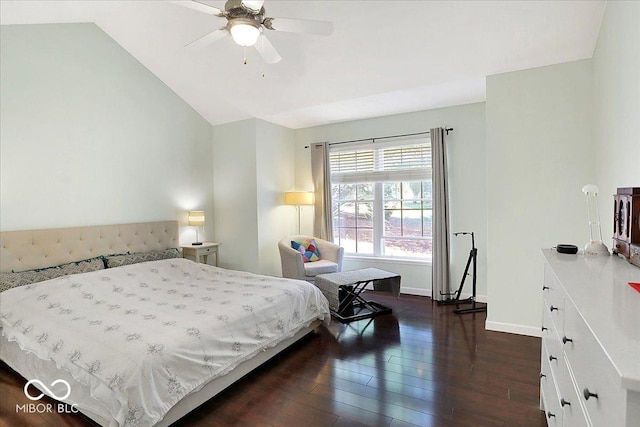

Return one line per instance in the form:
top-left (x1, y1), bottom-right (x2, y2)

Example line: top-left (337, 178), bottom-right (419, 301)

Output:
top-left (542, 303), bottom-right (564, 383)
top-left (543, 263), bottom-right (565, 318)
top-left (563, 300), bottom-right (625, 427)
top-left (542, 299), bottom-right (564, 340)
top-left (542, 300), bottom-right (562, 343)
top-left (541, 350), bottom-right (563, 426)
top-left (556, 353), bottom-right (589, 427)
top-left (542, 338), bottom-right (564, 383)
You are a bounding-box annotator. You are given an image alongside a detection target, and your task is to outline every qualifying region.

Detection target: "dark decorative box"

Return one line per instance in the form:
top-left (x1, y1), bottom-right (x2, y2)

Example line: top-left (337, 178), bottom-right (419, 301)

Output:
top-left (613, 187), bottom-right (640, 265)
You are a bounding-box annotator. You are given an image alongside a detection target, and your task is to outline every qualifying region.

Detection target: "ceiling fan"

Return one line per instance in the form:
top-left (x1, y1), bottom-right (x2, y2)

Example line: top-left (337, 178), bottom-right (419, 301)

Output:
top-left (175, 0), bottom-right (334, 64)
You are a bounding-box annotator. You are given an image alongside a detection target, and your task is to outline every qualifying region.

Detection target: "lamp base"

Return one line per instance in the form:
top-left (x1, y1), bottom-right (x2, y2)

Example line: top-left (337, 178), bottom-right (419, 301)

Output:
top-left (192, 242), bottom-right (203, 246)
top-left (584, 241), bottom-right (609, 255)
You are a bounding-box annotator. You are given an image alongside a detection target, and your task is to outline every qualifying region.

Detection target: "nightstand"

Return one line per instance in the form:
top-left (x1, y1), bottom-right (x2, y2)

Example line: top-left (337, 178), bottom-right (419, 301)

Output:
top-left (181, 243), bottom-right (220, 266)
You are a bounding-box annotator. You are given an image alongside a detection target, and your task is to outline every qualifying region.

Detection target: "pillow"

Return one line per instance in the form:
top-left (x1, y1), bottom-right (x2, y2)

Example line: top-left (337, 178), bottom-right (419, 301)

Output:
top-left (105, 248), bottom-right (180, 268)
top-left (0, 257), bottom-right (105, 293)
top-left (291, 239), bottom-right (321, 263)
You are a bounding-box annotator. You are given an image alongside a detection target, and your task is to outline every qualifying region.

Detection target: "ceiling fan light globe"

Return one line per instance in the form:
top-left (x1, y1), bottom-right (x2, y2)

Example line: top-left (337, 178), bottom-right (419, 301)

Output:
top-left (230, 22), bottom-right (261, 47)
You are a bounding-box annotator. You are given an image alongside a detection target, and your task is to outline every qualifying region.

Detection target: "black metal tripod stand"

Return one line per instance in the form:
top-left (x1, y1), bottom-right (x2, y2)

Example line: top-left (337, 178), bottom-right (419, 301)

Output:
top-left (436, 232), bottom-right (487, 314)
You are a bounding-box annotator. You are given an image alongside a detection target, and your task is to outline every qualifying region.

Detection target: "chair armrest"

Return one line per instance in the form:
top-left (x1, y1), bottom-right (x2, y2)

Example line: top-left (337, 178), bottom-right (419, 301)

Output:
top-left (315, 239), bottom-right (344, 271)
top-left (278, 242), bottom-right (306, 279)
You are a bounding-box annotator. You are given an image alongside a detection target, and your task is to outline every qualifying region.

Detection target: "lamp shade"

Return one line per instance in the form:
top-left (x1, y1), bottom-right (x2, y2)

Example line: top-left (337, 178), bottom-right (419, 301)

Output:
top-left (188, 211), bottom-right (205, 226)
top-left (285, 192), bottom-right (314, 205)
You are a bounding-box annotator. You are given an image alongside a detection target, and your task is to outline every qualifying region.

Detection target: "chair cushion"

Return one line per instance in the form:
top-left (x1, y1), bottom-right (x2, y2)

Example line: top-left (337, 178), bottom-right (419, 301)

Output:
top-left (304, 259), bottom-right (339, 277)
top-left (291, 239), bottom-right (321, 262)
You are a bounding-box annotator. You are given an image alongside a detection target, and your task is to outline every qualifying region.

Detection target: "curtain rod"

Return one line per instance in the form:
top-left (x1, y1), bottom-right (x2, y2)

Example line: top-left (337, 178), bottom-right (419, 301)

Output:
top-left (320, 127), bottom-right (453, 148)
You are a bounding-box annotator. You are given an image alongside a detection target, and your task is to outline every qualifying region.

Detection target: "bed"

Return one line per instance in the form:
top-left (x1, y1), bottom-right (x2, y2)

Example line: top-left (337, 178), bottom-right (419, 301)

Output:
top-left (0, 221), bottom-right (330, 427)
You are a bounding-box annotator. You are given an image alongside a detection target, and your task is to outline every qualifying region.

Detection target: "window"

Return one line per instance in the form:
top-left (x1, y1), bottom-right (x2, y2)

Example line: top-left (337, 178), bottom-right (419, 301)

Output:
top-left (329, 135), bottom-right (432, 260)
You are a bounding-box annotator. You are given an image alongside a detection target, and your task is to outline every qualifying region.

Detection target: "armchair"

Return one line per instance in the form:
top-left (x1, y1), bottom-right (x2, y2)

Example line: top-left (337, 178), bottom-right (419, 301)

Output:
top-left (279, 235), bottom-right (344, 283)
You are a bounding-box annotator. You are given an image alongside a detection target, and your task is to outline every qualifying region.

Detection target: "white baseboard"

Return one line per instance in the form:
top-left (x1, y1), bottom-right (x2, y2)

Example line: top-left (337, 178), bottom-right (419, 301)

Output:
top-left (458, 292), bottom-right (488, 303)
top-left (364, 284), bottom-right (432, 297)
top-left (399, 287), bottom-right (431, 297)
top-left (485, 320), bottom-right (541, 337)
top-left (368, 285), bottom-right (537, 338)
top-left (393, 288), bottom-right (488, 302)
top-left (366, 286), bottom-right (488, 304)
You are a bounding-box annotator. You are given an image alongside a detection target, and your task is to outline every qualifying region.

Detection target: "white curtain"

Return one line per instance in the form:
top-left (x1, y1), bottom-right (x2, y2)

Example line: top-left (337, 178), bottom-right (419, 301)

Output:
top-left (431, 127), bottom-right (451, 301)
top-left (310, 142), bottom-right (333, 240)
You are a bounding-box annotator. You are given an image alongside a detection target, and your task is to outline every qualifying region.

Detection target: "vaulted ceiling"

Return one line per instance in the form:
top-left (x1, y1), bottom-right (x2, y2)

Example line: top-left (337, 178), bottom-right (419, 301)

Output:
top-left (0, 1), bottom-right (606, 128)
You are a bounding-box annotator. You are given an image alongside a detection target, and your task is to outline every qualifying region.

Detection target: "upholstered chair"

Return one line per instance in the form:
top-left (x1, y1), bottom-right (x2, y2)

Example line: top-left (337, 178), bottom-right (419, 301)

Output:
top-left (278, 236), bottom-right (344, 283)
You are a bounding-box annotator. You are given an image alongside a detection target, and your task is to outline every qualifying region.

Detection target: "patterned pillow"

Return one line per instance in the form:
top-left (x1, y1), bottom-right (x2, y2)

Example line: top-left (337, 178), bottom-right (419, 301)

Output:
top-left (0, 257), bottom-right (105, 293)
top-left (105, 248), bottom-right (180, 268)
top-left (291, 239), bottom-right (321, 263)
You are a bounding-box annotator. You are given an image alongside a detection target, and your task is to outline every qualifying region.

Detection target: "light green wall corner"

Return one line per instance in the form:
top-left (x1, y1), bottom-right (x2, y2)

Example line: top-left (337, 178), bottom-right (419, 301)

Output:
top-left (0, 23), bottom-right (213, 246)
top-left (212, 118), bottom-right (295, 276)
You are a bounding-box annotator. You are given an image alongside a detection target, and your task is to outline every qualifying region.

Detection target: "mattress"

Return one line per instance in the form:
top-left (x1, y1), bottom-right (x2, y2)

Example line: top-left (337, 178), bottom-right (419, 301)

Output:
top-left (0, 258), bottom-right (330, 426)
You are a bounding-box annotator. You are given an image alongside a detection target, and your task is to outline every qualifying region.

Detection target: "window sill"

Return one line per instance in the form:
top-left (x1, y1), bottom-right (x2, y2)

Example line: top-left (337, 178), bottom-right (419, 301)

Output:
top-left (344, 255), bottom-right (432, 267)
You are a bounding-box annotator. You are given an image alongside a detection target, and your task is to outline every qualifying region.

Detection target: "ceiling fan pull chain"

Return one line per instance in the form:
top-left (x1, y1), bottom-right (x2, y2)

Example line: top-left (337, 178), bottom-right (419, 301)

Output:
top-left (243, 46), bottom-right (248, 65)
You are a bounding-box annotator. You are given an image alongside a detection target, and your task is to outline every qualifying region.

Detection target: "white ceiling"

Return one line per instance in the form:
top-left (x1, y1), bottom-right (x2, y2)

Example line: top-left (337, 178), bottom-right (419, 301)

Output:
top-left (0, 0), bottom-right (606, 129)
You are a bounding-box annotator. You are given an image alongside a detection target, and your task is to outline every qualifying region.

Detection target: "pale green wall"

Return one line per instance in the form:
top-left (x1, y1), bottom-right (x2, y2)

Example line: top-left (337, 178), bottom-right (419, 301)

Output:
top-left (485, 60), bottom-right (594, 336)
top-left (212, 118), bottom-right (296, 276)
top-left (593, 1), bottom-right (640, 235)
top-left (484, 1), bottom-right (639, 336)
top-left (0, 23), bottom-right (213, 247)
top-left (212, 119), bottom-right (260, 272)
top-left (255, 119), bottom-right (296, 276)
top-left (294, 103), bottom-right (487, 296)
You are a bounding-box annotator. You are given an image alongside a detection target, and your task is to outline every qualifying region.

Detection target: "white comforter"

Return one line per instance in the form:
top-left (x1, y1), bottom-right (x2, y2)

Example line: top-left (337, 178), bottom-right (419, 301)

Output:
top-left (0, 258), bottom-right (329, 426)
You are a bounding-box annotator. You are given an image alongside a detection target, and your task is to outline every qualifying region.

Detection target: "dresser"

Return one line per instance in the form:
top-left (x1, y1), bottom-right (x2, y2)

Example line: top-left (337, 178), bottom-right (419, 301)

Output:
top-left (540, 250), bottom-right (640, 426)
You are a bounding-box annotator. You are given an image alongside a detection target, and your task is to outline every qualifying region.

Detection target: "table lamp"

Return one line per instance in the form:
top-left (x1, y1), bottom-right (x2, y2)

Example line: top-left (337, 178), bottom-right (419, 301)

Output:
top-left (188, 210), bottom-right (205, 245)
top-left (582, 184), bottom-right (609, 255)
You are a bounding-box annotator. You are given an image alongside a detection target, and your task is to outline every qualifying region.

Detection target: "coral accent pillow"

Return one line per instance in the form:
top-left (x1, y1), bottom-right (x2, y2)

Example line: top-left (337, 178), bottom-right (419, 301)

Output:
top-left (291, 239), bottom-right (321, 263)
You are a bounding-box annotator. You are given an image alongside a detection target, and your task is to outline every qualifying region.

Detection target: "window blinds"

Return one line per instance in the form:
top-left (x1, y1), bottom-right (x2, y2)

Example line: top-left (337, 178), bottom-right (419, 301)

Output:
top-left (329, 136), bottom-right (431, 184)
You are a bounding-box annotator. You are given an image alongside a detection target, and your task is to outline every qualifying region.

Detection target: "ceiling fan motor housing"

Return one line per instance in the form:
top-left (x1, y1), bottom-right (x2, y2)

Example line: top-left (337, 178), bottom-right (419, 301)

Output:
top-left (225, 0), bottom-right (265, 20)
top-left (224, 0), bottom-right (265, 46)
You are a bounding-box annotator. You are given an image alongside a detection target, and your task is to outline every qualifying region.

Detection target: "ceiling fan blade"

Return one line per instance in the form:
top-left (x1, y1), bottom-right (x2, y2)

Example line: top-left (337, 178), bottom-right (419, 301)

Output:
top-left (172, 0), bottom-right (224, 16)
top-left (254, 34), bottom-right (282, 64)
top-left (265, 17), bottom-right (333, 36)
top-left (185, 28), bottom-right (228, 50)
top-left (241, 0), bottom-right (264, 14)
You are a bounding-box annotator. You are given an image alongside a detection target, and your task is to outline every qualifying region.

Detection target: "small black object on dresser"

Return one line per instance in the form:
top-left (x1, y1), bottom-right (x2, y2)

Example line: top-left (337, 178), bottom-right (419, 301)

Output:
top-left (613, 187), bottom-right (640, 264)
top-left (557, 244), bottom-right (578, 254)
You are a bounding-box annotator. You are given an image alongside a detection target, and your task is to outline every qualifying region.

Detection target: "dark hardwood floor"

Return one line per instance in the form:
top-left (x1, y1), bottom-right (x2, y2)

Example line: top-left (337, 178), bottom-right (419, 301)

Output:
top-left (1, 293), bottom-right (546, 427)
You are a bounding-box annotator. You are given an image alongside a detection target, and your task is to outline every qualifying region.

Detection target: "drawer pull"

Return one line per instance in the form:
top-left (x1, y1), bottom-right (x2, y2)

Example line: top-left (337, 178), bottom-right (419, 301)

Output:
top-left (547, 412), bottom-right (556, 419)
top-left (542, 326), bottom-right (548, 332)
top-left (549, 355), bottom-right (557, 362)
top-left (543, 285), bottom-right (549, 290)
top-left (583, 388), bottom-right (599, 400)
top-left (562, 336), bottom-right (573, 344)
top-left (540, 373), bottom-right (546, 379)
top-left (550, 305), bottom-right (558, 312)
top-left (560, 398), bottom-right (571, 407)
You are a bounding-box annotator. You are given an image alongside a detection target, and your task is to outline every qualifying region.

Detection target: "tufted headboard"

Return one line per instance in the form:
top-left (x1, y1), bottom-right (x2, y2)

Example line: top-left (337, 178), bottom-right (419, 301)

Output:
top-left (0, 221), bottom-right (179, 273)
